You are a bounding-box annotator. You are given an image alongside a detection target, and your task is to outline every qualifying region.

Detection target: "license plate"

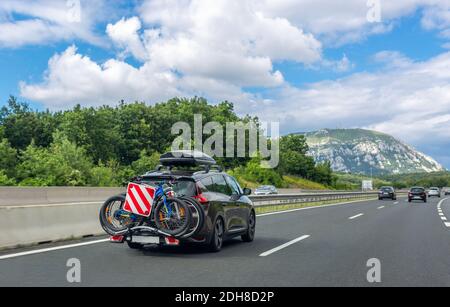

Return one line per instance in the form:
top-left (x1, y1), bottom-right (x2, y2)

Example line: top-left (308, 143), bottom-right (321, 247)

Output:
top-left (131, 236), bottom-right (160, 244)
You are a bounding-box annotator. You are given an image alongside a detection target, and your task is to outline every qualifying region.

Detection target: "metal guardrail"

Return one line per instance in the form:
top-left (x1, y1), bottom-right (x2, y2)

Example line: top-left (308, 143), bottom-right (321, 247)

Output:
top-left (249, 192), bottom-right (380, 207)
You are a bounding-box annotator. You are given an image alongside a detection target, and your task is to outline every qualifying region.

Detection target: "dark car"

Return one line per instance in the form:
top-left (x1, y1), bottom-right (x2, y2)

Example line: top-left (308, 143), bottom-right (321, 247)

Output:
top-left (408, 187), bottom-right (427, 203)
top-left (444, 187), bottom-right (450, 196)
top-left (378, 186), bottom-right (396, 200)
top-left (111, 151), bottom-right (255, 252)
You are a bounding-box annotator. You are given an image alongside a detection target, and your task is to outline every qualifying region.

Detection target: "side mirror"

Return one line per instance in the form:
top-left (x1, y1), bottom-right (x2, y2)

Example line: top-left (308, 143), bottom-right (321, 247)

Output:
top-left (243, 188), bottom-right (252, 196)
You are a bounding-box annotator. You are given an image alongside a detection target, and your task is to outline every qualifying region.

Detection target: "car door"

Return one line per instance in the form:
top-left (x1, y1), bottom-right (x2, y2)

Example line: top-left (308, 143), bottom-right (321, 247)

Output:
top-left (210, 174), bottom-right (241, 232)
top-left (225, 175), bottom-right (249, 229)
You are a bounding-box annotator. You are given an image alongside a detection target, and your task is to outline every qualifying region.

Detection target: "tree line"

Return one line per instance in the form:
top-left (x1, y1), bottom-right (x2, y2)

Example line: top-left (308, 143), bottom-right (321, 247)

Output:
top-left (0, 96), bottom-right (334, 187)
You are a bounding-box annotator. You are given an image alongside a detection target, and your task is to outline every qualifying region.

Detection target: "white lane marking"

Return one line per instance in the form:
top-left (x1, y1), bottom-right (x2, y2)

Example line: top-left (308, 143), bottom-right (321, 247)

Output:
top-left (377, 206), bottom-right (385, 209)
top-left (349, 213), bottom-right (364, 220)
top-left (0, 239), bottom-right (109, 260)
top-left (257, 198), bottom-right (378, 217)
top-left (259, 235), bottom-right (310, 257)
top-left (0, 201), bottom-right (103, 210)
top-left (437, 198), bottom-right (450, 228)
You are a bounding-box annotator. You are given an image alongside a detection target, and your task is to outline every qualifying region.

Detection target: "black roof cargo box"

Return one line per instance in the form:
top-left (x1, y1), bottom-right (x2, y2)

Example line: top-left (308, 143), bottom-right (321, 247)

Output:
top-left (159, 150), bottom-right (216, 167)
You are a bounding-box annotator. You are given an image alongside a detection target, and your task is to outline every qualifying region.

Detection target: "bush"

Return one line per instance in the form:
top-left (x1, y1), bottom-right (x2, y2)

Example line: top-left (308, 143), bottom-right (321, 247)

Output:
top-left (0, 170), bottom-right (15, 186)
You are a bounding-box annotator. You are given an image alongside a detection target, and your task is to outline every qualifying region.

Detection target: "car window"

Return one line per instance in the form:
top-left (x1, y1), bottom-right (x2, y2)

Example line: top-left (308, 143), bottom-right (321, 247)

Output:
top-left (210, 174), bottom-right (233, 196)
top-left (411, 188), bottom-right (424, 193)
top-left (199, 176), bottom-right (213, 192)
top-left (225, 175), bottom-right (242, 195)
top-left (143, 179), bottom-right (196, 196)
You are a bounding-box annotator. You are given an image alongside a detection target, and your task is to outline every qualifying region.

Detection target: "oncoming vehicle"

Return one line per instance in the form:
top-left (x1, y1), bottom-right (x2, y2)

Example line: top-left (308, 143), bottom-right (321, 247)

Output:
top-left (444, 187), bottom-right (450, 196)
top-left (254, 185), bottom-right (278, 195)
top-left (99, 151), bottom-right (255, 252)
top-left (428, 187), bottom-right (441, 198)
top-left (378, 186), bottom-right (396, 200)
top-left (408, 187), bottom-right (427, 203)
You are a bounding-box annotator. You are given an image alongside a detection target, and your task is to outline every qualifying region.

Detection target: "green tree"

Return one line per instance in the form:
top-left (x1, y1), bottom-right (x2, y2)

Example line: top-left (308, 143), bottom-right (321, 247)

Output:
top-left (131, 150), bottom-right (161, 175)
top-left (0, 138), bottom-right (17, 178)
top-left (17, 131), bottom-right (93, 186)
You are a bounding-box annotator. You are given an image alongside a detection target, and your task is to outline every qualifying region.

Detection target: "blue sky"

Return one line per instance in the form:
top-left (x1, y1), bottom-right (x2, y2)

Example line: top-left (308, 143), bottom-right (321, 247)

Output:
top-left (1, 0), bottom-right (450, 168)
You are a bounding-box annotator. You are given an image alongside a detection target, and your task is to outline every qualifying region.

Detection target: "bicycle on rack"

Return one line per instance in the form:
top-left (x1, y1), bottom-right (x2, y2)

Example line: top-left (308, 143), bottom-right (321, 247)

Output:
top-left (99, 179), bottom-right (192, 238)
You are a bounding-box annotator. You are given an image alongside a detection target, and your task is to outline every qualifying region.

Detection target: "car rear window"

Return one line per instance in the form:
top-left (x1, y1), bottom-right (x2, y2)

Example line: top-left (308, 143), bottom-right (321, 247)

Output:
top-left (411, 188), bottom-right (424, 193)
top-left (381, 187), bottom-right (392, 192)
top-left (141, 179), bottom-right (197, 197)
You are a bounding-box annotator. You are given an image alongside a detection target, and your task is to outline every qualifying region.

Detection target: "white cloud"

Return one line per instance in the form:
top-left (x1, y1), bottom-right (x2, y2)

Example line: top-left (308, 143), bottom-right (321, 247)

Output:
top-left (254, 51), bottom-right (450, 158)
top-left (0, 0), bottom-right (109, 47)
top-left (106, 17), bottom-right (148, 61)
top-left (15, 0), bottom-right (450, 165)
top-left (254, 0), bottom-right (448, 45)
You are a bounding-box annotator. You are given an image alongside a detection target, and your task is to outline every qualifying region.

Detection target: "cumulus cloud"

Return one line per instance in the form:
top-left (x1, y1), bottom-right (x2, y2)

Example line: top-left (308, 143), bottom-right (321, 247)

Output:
top-left (15, 0), bottom-right (450, 165)
top-left (106, 17), bottom-right (148, 61)
top-left (0, 0), bottom-right (109, 47)
top-left (254, 51), bottom-right (450, 163)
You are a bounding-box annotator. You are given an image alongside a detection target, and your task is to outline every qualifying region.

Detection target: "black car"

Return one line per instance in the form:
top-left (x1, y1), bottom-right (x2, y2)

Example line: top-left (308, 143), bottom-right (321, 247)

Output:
top-left (107, 151), bottom-right (255, 252)
top-left (378, 186), bottom-right (397, 200)
top-left (408, 187), bottom-right (427, 203)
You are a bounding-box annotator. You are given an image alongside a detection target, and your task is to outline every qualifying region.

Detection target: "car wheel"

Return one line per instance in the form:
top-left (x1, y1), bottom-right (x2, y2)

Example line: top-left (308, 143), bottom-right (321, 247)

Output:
top-left (242, 211), bottom-right (256, 243)
top-left (208, 217), bottom-right (224, 252)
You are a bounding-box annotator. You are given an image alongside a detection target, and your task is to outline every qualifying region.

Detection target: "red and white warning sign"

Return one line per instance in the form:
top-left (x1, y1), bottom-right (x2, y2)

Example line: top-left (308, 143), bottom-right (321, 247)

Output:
top-left (123, 183), bottom-right (155, 217)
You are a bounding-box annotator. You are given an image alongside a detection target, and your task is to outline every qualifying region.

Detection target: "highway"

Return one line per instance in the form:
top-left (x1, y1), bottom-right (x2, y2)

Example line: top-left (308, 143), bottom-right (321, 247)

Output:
top-left (1, 196), bottom-right (449, 287)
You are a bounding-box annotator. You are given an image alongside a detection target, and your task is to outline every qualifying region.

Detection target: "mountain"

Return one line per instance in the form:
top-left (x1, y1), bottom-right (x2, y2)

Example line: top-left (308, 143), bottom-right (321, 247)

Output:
top-left (302, 129), bottom-right (445, 175)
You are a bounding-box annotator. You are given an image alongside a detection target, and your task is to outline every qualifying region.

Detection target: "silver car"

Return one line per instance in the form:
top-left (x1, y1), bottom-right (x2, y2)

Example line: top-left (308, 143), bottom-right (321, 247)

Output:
top-left (428, 187), bottom-right (441, 198)
top-left (254, 185), bottom-right (278, 195)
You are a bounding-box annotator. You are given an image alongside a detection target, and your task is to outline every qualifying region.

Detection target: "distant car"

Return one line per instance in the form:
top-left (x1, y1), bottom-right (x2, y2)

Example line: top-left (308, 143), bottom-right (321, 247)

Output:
top-left (378, 186), bottom-right (396, 200)
top-left (408, 187), bottom-right (427, 203)
top-left (254, 185), bottom-right (278, 195)
top-left (428, 187), bottom-right (441, 198)
top-left (444, 187), bottom-right (450, 196)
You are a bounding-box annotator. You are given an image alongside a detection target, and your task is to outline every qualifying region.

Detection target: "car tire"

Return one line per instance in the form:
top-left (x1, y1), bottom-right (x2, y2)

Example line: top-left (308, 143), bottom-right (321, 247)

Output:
top-left (242, 210), bottom-right (256, 243)
top-left (208, 217), bottom-right (224, 252)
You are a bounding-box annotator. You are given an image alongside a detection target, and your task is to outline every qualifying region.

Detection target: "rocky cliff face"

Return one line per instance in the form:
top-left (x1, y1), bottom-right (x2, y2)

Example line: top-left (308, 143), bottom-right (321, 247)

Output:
top-left (303, 129), bottom-right (445, 175)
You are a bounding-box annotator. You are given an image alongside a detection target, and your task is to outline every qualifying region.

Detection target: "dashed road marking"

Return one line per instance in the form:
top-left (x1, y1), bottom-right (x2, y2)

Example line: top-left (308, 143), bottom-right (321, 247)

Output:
top-left (377, 206), bottom-right (385, 209)
top-left (0, 239), bottom-right (109, 261)
top-left (437, 198), bottom-right (450, 229)
top-left (259, 235), bottom-right (310, 257)
top-left (349, 213), bottom-right (364, 220)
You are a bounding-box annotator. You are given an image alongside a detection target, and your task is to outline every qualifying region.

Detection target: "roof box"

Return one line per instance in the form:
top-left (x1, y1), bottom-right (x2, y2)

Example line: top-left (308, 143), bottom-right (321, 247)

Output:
top-left (159, 150), bottom-right (216, 167)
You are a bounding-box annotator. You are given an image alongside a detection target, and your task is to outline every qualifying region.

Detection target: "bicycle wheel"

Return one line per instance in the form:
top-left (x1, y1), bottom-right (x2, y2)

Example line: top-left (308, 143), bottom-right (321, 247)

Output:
top-left (99, 195), bottom-right (138, 236)
top-left (154, 197), bottom-right (191, 237)
top-left (179, 196), bottom-right (205, 238)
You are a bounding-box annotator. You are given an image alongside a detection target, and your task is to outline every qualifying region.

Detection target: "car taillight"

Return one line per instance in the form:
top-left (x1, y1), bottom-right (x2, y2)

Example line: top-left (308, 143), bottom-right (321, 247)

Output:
top-left (194, 183), bottom-right (209, 204)
top-left (194, 193), bottom-right (209, 204)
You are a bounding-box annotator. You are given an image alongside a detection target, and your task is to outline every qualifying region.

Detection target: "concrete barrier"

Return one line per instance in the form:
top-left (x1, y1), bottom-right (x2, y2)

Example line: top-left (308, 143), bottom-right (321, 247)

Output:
top-left (0, 187), bottom-right (125, 207)
top-left (0, 202), bottom-right (105, 249)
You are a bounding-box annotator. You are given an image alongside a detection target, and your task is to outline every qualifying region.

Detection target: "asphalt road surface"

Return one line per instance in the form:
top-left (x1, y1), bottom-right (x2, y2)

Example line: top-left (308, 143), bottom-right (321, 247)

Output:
top-left (1, 196), bottom-right (449, 287)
